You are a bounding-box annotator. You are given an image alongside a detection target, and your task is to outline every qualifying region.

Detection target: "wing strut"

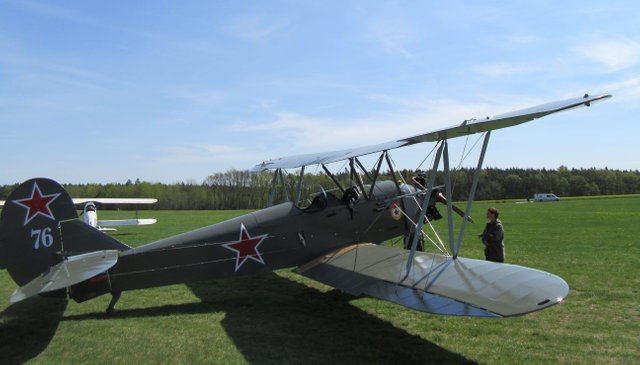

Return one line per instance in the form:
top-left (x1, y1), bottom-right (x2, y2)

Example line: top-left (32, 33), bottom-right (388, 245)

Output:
top-left (402, 141), bottom-right (445, 282)
top-left (322, 164), bottom-right (345, 194)
top-left (268, 168), bottom-right (291, 207)
top-left (403, 131), bottom-right (492, 276)
top-left (354, 157), bottom-right (373, 182)
top-left (349, 158), bottom-right (369, 200)
top-left (453, 131), bottom-right (491, 257)
top-left (368, 152), bottom-right (386, 198)
top-left (280, 169), bottom-right (289, 202)
top-left (384, 152), bottom-right (402, 195)
top-left (294, 166), bottom-right (306, 206)
top-left (443, 140), bottom-right (455, 254)
top-left (267, 169), bottom-right (279, 207)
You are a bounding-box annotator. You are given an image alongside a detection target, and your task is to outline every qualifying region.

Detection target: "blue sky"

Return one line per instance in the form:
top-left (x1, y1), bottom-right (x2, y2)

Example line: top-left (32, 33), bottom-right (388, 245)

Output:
top-left (1, 0), bottom-right (638, 184)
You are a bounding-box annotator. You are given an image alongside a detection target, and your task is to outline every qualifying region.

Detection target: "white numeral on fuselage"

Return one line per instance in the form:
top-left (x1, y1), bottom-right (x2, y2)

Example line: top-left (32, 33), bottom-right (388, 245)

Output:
top-left (30, 227), bottom-right (54, 249)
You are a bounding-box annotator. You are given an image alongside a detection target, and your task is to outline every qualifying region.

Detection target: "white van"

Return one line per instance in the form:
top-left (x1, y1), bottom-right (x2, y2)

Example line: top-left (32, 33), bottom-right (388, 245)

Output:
top-left (534, 193), bottom-right (560, 202)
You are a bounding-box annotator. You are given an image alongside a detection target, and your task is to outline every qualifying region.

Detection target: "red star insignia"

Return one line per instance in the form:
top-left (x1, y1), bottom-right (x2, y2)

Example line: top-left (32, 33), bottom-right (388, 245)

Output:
top-left (12, 182), bottom-right (61, 226)
top-left (222, 224), bottom-right (268, 272)
top-left (389, 201), bottom-right (403, 221)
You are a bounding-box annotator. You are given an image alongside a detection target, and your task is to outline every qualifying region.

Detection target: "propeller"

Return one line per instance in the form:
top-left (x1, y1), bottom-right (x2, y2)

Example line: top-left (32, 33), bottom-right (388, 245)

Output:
top-left (435, 191), bottom-right (474, 223)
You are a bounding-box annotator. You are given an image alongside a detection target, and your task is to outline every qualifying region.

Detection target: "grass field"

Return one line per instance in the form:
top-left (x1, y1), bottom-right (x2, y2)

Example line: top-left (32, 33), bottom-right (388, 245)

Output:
top-left (1, 198), bottom-right (639, 364)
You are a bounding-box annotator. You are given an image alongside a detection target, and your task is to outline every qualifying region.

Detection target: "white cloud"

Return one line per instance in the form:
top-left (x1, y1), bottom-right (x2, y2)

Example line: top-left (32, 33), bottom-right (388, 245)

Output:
top-left (230, 96), bottom-right (550, 173)
top-left (601, 75), bottom-right (640, 101)
top-left (238, 98), bottom-right (500, 154)
top-left (576, 39), bottom-right (640, 70)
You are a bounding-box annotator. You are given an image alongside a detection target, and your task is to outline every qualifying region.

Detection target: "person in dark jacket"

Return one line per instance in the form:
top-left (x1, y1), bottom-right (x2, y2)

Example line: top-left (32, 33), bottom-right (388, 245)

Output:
top-left (478, 207), bottom-right (505, 262)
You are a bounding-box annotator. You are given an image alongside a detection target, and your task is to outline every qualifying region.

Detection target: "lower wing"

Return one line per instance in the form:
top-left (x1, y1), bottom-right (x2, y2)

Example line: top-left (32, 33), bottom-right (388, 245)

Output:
top-left (97, 218), bottom-right (157, 227)
top-left (296, 244), bottom-right (568, 317)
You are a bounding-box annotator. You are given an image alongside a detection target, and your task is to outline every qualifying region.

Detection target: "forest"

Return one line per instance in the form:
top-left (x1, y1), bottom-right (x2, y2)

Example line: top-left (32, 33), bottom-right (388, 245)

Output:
top-left (1, 167), bottom-right (639, 210)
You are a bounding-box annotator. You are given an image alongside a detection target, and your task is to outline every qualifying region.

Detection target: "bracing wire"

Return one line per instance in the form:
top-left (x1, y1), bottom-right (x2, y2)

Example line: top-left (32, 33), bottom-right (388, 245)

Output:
top-left (458, 132), bottom-right (486, 168)
top-left (451, 132), bottom-right (485, 198)
top-left (386, 153), bottom-right (407, 184)
top-left (451, 135), bottom-right (470, 196)
top-left (415, 143), bottom-right (439, 171)
top-left (385, 146), bottom-right (453, 255)
top-left (457, 135), bottom-right (470, 169)
top-left (337, 160), bottom-right (349, 175)
top-left (423, 218), bottom-right (450, 256)
top-left (396, 205), bottom-right (450, 256)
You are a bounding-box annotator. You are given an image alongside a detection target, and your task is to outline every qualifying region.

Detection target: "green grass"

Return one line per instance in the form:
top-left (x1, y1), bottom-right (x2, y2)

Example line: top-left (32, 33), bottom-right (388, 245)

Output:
top-left (1, 200), bottom-right (639, 364)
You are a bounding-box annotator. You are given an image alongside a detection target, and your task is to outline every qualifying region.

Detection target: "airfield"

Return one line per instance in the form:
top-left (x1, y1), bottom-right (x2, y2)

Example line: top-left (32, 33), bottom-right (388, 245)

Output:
top-left (0, 197), bottom-right (638, 364)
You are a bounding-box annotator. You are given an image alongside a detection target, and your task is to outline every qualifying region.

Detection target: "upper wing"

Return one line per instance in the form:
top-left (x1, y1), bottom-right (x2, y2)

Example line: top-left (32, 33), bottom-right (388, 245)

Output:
top-left (6, 199), bottom-right (158, 207)
top-left (252, 140), bottom-right (406, 172)
top-left (296, 244), bottom-right (569, 317)
top-left (73, 198), bottom-right (158, 205)
top-left (253, 93), bottom-right (611, 171)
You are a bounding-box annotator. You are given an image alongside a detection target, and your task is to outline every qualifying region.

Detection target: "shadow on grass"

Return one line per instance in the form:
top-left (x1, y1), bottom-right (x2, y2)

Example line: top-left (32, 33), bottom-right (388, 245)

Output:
top-left (110, 232), bottom-right (136, 238)
top-left (65, 273), bottom-right (476, 364)
top-left (192, 274), bottom-right (476, 364)
top-left (0, 296), bottom-right (67, 364)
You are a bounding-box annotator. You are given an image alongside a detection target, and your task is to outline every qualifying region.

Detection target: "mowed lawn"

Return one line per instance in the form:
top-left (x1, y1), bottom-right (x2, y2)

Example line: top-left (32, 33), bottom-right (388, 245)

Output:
top-left (1, 198), bottom-right (638, 364)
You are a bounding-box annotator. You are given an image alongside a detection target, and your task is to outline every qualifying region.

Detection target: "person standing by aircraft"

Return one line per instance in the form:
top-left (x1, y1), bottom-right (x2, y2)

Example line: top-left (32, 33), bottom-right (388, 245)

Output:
top-left (402, 174), bottom-right (429, 252)
top-left (478, 207), bottom-right (505, 262)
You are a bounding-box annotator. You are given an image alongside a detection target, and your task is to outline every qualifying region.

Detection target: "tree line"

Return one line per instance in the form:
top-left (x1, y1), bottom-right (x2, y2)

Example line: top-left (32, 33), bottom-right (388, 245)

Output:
top-left (1, 167), bottom-right (639, 210)
top-left (412, 166), bottom-right (640, 201)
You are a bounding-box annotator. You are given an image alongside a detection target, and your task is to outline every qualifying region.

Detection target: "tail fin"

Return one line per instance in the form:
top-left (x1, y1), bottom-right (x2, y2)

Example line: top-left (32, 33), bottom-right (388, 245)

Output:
top-left (0, 178), bottom-right (130, 294)
top-left (0, 178), bottom-right (78, 286)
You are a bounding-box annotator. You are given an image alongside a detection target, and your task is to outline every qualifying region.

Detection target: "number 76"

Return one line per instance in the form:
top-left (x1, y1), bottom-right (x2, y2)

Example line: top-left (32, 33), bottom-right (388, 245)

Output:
top-left (30, 227), bottom-right (54, 249)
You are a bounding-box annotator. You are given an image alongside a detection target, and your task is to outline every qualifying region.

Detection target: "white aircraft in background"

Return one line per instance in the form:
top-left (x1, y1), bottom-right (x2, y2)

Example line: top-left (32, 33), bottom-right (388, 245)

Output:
top-left (0, 198), bottom-right (157, 232)
top-left (74, 198), bottom-right (157, 231)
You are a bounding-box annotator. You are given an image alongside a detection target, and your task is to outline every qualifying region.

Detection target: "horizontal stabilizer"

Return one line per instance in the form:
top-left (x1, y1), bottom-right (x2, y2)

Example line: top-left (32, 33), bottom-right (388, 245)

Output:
top-left (97, 218), bottom-right (157, 227)
top-left (60, 219), bottom-right (131, 252)
top-left (10, 250), bottom-right (118, 303)
top-left (296, 244), bottom-right (569, 317)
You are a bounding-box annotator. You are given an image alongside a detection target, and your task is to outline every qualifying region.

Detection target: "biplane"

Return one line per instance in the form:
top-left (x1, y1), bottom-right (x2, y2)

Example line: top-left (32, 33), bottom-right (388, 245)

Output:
top-left (0, 93), bottom-right (611, 317)
top-left (75, 198), bottom-right (158, 232)
top-left (1, 198), bottom-right (158, 232)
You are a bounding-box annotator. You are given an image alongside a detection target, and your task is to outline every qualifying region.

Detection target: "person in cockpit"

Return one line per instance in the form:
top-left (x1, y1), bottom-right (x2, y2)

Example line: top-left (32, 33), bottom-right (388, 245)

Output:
top-left (83, 202), bottom-right (98, 228)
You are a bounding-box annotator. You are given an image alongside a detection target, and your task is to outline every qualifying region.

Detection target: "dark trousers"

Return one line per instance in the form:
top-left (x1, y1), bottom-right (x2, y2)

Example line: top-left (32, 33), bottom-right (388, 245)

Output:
top-left (484, 244), bottom-right (504, 263)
